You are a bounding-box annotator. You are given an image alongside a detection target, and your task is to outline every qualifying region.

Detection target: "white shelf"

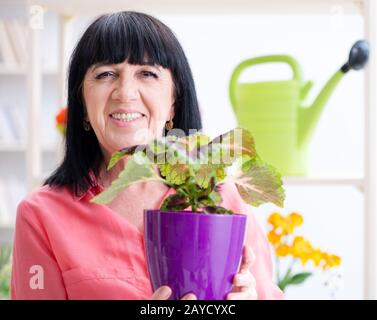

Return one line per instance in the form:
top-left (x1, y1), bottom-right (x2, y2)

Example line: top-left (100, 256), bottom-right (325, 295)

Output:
top-left (283, 176), bottom-right (364, 190)
top-left (29, 0), bottom-right (363, 16)
top-left (0, 143), bottom-right (57, 153)
top-left (0, 66), bottom-right (58, 75)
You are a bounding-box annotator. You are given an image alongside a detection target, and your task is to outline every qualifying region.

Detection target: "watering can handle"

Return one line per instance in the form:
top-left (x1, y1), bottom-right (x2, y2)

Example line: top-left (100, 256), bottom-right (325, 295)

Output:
top-left (229, 55), bottom-right (304, 111)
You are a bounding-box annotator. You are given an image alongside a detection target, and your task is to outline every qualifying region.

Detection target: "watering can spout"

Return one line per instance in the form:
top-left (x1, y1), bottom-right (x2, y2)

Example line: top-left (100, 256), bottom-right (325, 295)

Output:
top-left (298, 40), bottom-right (370, 148)
top-left (298, 70), bottom-right (344, 148)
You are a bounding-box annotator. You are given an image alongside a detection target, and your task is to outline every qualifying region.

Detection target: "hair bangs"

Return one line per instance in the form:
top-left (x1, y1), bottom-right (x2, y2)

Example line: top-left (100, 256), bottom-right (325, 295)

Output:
top-left (85, 12), bottom-right (171, 68)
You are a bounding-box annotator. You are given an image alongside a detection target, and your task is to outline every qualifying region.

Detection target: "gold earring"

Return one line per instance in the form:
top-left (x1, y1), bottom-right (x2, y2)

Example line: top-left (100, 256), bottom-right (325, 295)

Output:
top-left (165, 119), bottom-right (173, 130)
top-left (83, 120), bottom-right (91, 131)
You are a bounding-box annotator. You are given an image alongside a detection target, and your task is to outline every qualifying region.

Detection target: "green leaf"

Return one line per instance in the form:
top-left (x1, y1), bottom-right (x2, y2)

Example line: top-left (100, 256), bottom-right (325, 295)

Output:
top-left (203, 206), bottom-right (233, 214)
top-left (278, 267), bottom-right (293, 291)
top-left (190, 164), bottom-right (226, 189)
top-left (145, 137), bottom-right (174, 164)
top-left (192, 165), bottom-right (213, 188)
top-left (107, 145), bottom-right (142, 169)
top-left (279, 272), bottom-right (312, 291)
top-left (288, 272), bottom-right (313, 285)
top-left (208, 190), bottom-right (222, 205)
top-left (209, 128), bottom-right (257, 162)
top-left (226, 158), bottom-right (285, 208)
top-left (183, 132), bottom-right (212, 151)
top-left (91, 152), bottom-right (165, 204)
top-left (160, 193), bottom-right (190, 211)
top-left (158, 163), bottom-right (190, 185)
top-left (108, 136), bottom-right (184, 170)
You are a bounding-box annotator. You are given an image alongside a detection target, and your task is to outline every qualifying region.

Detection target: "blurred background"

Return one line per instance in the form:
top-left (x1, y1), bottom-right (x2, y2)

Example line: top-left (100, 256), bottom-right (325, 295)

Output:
top-left (0, 0), bottom-right (376, 300)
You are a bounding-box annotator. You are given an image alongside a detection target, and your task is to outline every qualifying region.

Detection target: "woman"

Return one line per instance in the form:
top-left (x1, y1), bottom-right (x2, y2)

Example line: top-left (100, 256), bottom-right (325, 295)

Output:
top-left (11, 11), bottom-right (283, 300)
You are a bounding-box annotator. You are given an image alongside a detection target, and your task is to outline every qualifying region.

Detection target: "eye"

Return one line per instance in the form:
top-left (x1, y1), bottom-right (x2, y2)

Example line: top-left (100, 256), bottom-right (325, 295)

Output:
top-left (95, 71), bottom-right (117, 80)
top-left (140, 70), bottom-right (158, 79)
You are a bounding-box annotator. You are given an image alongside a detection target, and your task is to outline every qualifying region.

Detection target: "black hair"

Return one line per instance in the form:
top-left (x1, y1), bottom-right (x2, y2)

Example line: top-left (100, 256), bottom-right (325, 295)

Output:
top-left (44, 11), bottom-right (202, 196)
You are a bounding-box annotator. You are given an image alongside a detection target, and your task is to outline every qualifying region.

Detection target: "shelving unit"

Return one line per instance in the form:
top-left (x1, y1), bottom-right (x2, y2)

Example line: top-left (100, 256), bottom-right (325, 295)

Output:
top-left (0, 0), bottom-right (375, 299)
top-left (0, 2), bottom-right (61, 246)
top-left (0, 144), bottom-right (57, 153)
top-left (0, 67), bottom-right (57, 75)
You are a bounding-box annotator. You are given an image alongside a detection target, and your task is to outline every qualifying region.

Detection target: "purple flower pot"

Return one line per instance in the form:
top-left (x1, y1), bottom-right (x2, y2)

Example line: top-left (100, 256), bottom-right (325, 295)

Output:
top-left (144, 210), bottom-right (247, 300)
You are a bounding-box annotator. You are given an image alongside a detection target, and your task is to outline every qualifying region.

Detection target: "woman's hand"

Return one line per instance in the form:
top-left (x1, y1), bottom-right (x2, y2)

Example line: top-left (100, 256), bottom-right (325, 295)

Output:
top-left (149, 286), bottom-right (197, 300)
top-left (226, 245), bottom-right (258, 300)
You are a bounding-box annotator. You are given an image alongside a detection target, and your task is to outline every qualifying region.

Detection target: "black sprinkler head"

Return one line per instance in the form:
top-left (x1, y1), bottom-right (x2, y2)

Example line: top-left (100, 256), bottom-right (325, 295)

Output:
top-left (341, 40), bottom-right (369, 73)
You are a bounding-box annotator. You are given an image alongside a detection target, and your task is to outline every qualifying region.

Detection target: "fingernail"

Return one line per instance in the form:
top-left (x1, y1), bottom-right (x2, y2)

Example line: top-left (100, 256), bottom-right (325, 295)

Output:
top-left (182, 293), bottom-right (197, 300)
top-left (159, 286), bottom-right (171, 298)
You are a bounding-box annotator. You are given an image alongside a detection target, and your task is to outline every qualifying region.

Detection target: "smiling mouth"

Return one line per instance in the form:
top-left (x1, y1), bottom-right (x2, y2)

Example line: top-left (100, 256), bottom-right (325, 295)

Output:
top-left (109, 112), bottom-right (145, 122)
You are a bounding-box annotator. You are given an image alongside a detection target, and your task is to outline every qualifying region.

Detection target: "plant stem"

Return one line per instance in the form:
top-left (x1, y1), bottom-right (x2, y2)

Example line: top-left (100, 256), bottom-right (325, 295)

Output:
top-left (278, 258), bottom-right (297, 291)
top-left (191, 201), bottom-right (198, 212)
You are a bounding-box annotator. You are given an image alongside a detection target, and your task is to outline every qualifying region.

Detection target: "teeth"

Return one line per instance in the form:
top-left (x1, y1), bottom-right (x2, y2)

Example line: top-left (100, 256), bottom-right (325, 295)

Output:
top-left (111, 112), bottom-right (143, 121)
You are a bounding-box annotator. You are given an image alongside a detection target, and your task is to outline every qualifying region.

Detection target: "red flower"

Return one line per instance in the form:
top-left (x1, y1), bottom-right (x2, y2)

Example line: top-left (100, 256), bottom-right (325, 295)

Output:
top-left (55, 107), bottom-right (67, 134)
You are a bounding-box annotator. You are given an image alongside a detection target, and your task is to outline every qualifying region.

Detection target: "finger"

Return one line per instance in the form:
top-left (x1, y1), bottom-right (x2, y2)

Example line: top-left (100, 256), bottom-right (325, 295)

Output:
top-left (227, 288), bottom-right (258, 300)
top-left (149, 286), bottom-right (172, 300)
top-left (181, 293), bottom-right (197, 300)
top-left (240, 246), bottom-right (255, 272)
top-left (233, 272), bottom-right (256, 288)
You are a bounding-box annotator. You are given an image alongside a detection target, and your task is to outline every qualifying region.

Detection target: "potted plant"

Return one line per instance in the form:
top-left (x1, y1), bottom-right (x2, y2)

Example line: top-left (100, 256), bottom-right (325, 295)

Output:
top-left (92, 128), bottom-right (285, 300)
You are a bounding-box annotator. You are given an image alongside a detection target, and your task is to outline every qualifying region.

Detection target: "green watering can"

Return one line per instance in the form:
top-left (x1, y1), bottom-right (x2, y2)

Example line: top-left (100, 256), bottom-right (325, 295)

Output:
top-left (229, 40), bottom-right (369, 176)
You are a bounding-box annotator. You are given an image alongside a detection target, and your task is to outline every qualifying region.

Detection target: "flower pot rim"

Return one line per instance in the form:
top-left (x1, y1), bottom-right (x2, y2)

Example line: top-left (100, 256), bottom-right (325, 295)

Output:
top-left (144, 209), bottom-right (246, 218)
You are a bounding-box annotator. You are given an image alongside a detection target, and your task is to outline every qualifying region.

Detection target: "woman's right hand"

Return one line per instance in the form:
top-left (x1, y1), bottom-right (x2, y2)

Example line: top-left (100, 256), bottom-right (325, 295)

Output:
top-left (149, 285), bottom-right (197, 300)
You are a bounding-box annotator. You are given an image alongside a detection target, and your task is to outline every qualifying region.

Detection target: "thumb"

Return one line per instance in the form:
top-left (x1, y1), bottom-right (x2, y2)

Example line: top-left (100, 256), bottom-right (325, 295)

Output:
top-left (149, 286), bottom-right (172, 300)
top-left (240, 245), bottom-right (255, 273)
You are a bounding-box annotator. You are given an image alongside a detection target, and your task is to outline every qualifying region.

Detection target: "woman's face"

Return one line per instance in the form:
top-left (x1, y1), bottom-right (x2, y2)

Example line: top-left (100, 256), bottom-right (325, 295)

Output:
top-left (82, 60), bottom-right (175, 160)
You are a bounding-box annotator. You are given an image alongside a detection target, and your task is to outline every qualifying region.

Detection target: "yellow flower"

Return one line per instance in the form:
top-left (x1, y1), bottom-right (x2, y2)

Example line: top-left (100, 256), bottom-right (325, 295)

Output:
top-left (291, 236), bottom-right (312, 255)
top-left (267, 212), bottom-right (304, 236)
top-left (276, 244), bottom-right (291, 257)
top-left (310, 248), bottom-right (324, 267)
top-left (268, 212), bottom-right (284, 229)
top-left (322, 253), bottom-right (342, 270)
top-left (288, 212), bottom-right (303, 228)
top-left (267, 230), bottom-right (282, 245)
top-left (291, 236), bottom-right (314, 265)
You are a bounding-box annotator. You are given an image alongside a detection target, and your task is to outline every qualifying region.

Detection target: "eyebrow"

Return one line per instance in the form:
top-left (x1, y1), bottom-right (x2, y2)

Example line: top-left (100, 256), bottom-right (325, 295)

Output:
top-left (91, 62), bottom-right (162, 73)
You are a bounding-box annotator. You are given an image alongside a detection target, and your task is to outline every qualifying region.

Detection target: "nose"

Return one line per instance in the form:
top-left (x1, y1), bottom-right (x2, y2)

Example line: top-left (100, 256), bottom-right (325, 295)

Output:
top-left (111, 76), bottom-right (139, 102)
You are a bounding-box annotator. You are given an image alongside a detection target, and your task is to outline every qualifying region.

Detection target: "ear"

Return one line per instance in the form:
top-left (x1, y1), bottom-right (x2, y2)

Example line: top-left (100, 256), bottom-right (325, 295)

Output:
top-left (82, 105), bottom-right (89, 121)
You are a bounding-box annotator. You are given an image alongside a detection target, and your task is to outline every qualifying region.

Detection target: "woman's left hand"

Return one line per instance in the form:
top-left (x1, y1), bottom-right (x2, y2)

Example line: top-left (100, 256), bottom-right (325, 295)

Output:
top-left (226, 245), bottom-right (258, 300)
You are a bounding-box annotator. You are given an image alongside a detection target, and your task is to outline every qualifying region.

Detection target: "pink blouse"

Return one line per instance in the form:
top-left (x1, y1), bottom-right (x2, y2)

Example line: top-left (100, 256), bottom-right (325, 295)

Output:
top-left (11, 180), bottom-right (283, 300)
